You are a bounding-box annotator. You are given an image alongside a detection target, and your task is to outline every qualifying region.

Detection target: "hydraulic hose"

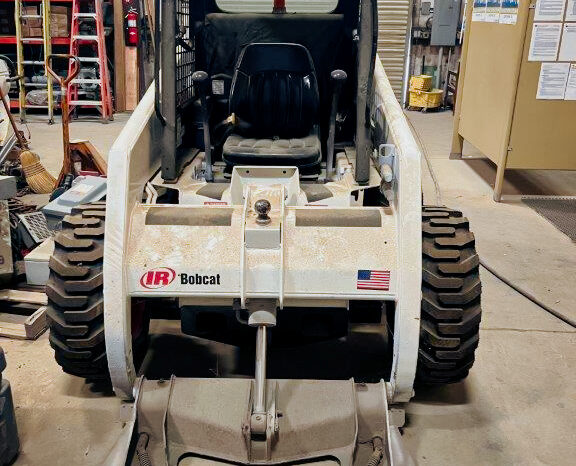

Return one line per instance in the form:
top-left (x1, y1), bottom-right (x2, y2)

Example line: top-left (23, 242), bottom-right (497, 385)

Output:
top-left (479, 259), bottom-right (576, 328)
top-left (406, 116), bottom-right (576, 330)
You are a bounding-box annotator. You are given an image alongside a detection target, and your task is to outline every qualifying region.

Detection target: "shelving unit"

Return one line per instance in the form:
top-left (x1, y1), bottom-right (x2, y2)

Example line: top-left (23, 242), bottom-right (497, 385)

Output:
top-left (15, 0), bottom-right (55, 122)
top-left (0, 0), bottom-right (73, 114)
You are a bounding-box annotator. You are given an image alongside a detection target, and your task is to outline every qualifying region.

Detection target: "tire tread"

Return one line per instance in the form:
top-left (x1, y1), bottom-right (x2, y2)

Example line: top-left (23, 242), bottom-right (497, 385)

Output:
top-left (418, 206), bottom-right (482, 384)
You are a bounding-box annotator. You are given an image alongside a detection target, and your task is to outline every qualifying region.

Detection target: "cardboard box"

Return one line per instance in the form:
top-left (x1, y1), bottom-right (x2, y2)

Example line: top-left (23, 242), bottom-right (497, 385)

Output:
top-left (27, 27), bottom-right (43, 38)
top-left (51, 5), bottom-right (69, 15)
top-left (23, 6), bottom-right (42, 27)
top-left (50, 23), bottom-right (69, 37)
top-left (22, 25), bottom-right (44, 38)
top-left (50, 11), bottom-right (70, 37)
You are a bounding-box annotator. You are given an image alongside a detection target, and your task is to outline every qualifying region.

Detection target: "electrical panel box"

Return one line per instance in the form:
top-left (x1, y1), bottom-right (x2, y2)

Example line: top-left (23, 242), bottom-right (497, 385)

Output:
top-left (431, 0), bottom-right (461, 46)
top-left (421, 2), bottom-right (432, 16)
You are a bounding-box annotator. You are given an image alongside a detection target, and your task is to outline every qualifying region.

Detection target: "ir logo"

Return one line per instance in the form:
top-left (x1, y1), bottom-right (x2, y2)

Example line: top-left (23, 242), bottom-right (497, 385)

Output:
top-left (140, 268), bottom-right (176, 289)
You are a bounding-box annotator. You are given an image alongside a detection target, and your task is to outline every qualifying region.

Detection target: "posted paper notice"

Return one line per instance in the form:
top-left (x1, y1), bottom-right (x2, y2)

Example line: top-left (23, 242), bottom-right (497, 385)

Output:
top-left (565, 64), bottom-right (576, 100)
top-left (473, 0), bottom-right (488, 21)
top-left (499, 0), bottom-right (519, 24)
top-left (566, 0), bottom-right (576, 21)
top-left (535, 0), bottom-right (567, 21)
top-left (559, 23), bottom-right (576, 60)
top-left (486, 0), bottom-right (502, 22)
top-left (537, 63), bottom-right (570, 99)
top-left (529, 23), bottom-right (563, 61)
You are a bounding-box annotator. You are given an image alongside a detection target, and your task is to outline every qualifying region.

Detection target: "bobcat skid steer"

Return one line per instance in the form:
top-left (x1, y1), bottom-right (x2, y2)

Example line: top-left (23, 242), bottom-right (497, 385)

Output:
top-left (46, 0), bottom-right (482, 464)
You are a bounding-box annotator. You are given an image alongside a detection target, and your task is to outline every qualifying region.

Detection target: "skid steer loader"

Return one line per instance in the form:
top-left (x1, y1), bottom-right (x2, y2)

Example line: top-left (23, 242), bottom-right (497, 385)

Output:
top-left (46, 0), bottom-right (482, 464)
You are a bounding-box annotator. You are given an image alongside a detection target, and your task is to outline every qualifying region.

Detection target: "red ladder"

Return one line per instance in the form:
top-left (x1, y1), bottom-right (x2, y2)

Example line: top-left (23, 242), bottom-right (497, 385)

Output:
top-left (68, 0), bottom-right (113, 121)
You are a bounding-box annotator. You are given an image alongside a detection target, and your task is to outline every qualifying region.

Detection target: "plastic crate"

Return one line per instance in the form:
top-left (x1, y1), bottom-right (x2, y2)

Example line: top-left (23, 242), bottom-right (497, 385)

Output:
top-left (408, 89), bottom-right (444, 109)
top-left (409, 75), bottom-right (433, 91)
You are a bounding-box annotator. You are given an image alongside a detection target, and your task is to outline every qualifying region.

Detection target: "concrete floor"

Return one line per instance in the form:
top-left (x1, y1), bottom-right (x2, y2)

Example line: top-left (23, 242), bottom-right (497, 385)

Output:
top-left (2, 112), bottom-right (576, 465)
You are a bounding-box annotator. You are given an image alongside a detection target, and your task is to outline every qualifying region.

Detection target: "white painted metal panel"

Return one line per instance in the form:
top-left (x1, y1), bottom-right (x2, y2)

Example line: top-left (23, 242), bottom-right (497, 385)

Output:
top-left (377, 0), bottom-right (411, 100)
top-left (104, 86), bottom-right (163, 399)
top-left (125, 205), bottom-right (398, 300)
top-left (374, 58), bottom-right (422, 403)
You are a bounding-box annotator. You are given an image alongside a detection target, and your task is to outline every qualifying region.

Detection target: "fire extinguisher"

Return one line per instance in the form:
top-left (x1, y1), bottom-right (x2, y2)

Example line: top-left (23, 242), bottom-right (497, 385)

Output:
top-left (125, 8), bottom-right (139, 46)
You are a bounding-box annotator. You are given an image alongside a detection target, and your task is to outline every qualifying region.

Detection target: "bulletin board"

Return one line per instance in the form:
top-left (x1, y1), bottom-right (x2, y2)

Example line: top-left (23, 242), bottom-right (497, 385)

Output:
top-left (452, 0), bottom-right (576, 200)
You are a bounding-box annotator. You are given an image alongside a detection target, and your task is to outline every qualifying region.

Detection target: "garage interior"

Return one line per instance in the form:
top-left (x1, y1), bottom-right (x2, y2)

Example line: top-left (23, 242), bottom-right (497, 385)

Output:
top-left (1, 1), bottom-right (575, 465)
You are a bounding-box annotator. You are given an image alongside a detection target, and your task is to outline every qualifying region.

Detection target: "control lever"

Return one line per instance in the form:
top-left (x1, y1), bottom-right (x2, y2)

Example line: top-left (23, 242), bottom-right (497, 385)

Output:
top-left (326, 70), bottom-right (347, 179)
top-left (192, 71), bottom-right (213, 181)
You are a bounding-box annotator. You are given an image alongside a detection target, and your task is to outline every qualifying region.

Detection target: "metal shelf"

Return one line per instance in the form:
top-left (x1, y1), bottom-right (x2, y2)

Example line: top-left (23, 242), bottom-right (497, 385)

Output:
top-left (0, 36), bottom-right (71, 45)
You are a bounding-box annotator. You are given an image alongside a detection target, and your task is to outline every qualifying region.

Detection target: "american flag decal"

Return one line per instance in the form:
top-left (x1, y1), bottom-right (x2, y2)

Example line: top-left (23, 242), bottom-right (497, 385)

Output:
top-left (357, 270), bottom-right (391, 291)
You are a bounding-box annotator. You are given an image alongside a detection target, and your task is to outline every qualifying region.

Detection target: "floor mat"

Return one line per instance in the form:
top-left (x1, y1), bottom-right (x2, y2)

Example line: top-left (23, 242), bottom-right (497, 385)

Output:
top-left (522, 197), bottom-right (576, 241)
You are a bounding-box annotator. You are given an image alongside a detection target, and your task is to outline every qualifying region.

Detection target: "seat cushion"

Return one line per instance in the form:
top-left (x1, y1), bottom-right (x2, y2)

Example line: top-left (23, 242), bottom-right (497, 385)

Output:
top-left (223, 132), bottom-right (321, 168)
top-left (230, 43), bottom-right (320, 139)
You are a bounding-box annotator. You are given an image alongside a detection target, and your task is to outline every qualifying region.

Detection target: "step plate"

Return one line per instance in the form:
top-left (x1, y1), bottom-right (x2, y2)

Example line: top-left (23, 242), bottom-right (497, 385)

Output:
top-left (134, 378), bottom-right (391, 466)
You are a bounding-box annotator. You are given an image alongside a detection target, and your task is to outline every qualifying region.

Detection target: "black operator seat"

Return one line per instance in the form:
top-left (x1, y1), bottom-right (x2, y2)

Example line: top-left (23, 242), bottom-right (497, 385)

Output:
top-left (222, 43), bottom-right (322, 173)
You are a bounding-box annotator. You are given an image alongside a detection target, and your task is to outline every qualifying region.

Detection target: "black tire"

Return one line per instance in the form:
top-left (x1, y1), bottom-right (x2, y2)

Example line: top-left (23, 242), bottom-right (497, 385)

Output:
top-left (417, 206), bottom-right (482, 384)
top-left (47, 203), bottom-right (149, 380)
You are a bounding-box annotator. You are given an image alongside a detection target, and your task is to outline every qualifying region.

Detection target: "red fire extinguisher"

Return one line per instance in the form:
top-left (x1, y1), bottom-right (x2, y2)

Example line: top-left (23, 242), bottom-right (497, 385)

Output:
top-left (125, 8), bottom-right (139, 46)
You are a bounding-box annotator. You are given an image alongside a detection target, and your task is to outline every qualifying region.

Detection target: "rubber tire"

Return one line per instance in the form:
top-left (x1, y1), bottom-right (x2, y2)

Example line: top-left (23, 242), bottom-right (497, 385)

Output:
top-left (417, 206), bottom-right (482, 384)
top-left (47, 202), bottom-right (109, 379)
top-left (47, 202), bottom-right (149, 381)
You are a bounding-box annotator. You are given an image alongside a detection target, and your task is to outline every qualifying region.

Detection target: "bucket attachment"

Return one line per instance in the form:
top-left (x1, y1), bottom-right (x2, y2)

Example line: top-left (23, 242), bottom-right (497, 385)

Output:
top-left (129, 378), bottom-right (400, 466)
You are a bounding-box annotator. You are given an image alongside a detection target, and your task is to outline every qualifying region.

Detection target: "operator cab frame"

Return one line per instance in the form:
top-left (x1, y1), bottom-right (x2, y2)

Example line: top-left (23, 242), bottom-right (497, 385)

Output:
top-left (155, 0), bottom-right (377, 185)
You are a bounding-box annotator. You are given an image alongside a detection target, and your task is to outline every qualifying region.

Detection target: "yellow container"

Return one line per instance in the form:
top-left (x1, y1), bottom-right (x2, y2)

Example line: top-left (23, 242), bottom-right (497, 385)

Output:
top-left (409, 89), bottom-right (444, 108)
top-left (409, 75), bottom-right (433, 91)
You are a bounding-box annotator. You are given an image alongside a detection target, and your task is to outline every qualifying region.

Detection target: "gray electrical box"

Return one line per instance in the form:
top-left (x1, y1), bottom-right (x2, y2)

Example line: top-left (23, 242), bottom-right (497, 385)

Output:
top-left (431, 0), bottom-right (461, 46)
top-left (42, 176), bottom-right (107, 230)
top-left (421, 2), bottom-right (432, 15)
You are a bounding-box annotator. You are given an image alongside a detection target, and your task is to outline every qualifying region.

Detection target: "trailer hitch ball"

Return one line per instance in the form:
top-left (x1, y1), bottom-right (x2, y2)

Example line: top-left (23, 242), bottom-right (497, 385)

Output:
top-left (255, 199), bottom-right (272, 225)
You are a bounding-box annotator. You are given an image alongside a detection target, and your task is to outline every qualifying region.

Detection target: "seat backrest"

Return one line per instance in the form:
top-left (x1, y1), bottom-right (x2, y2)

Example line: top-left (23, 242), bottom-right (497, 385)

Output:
top-left (229, 43), bottom-right (320, 139)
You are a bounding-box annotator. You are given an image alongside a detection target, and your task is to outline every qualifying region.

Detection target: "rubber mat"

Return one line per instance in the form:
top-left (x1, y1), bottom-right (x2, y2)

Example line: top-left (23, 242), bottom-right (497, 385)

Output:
top-left (522, 197), bottom-right (576, 242)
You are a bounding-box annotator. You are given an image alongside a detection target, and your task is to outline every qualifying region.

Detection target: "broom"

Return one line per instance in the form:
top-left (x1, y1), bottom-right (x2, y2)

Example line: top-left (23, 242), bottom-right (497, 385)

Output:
top-left (19, 148), bottom-right (58, 194)
top-left (0, 82), bottom-right (56, 194)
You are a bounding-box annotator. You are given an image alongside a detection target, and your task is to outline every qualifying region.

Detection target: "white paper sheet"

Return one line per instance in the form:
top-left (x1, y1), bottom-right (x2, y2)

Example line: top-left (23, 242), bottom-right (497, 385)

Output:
top-left (559, 23), bottom-right (576, 60)
top-left (529, 23), bottom-right (563, 61)
top-left (565, 0), bottom-right (576, 20)
top-left (565, 64), bottom-right (576, 100)
top-left (536, 63), bottom-right (570, 99)
top-left (535, 0), bottom-right (567, 21)
top-left (486, 0), bottom-right (502, 22)
top-left (499, 0), bottom-right (519, 24)
top-left (472, 0), bottom-right (487, 21)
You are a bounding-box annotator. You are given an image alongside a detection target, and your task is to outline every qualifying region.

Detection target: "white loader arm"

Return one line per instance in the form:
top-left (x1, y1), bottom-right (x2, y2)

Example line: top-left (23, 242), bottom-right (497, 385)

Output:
top-left (373, 58), bottom-right (423, 403)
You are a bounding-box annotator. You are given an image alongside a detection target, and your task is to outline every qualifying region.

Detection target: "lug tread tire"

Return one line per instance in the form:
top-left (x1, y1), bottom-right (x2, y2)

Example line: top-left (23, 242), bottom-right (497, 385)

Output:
top-left (418, 206), bottom-right (482, 384)
top-left (47, 205), bottom-right (108, 379)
